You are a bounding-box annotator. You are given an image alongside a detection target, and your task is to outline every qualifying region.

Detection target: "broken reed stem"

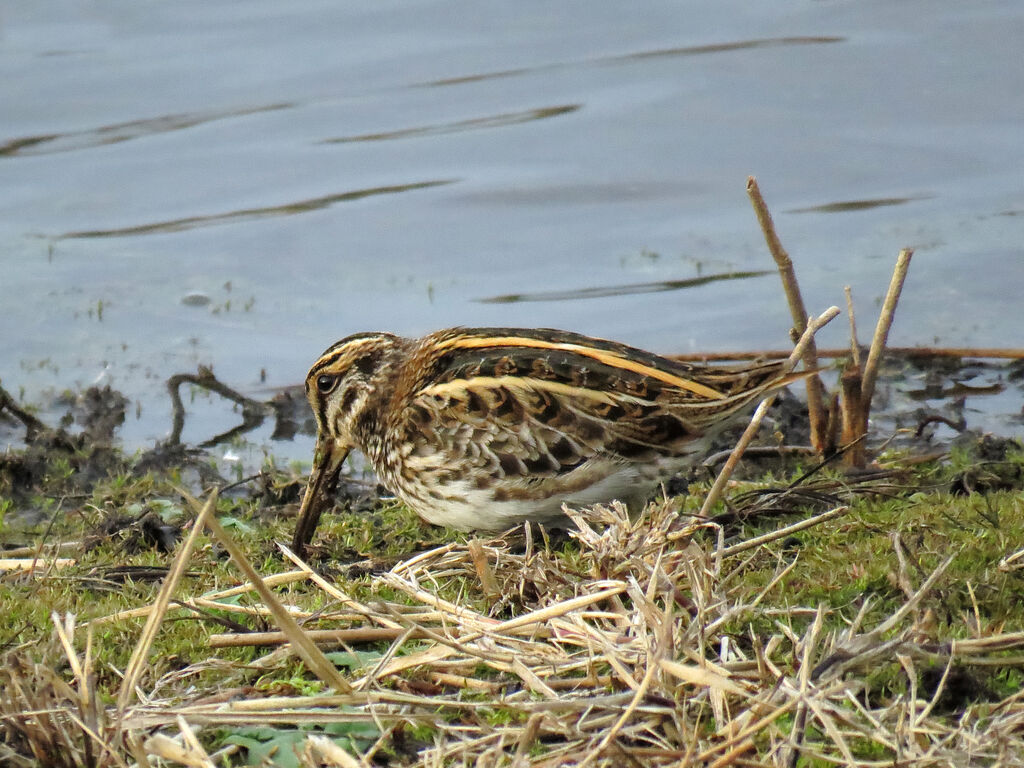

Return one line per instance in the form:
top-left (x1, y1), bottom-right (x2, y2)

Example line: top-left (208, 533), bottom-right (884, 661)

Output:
top-left (840, 285), bottom-right (867, 466)
top-left (839, 368), bottom-right (867, 467)
top-left (860, 249), bottom-right (913, 430)
top-left (844, 286), bottom-right (861, 367)
top-left (669, 346), bottom-right (1024, 362)
top-left (201, 509), bottom-right (353, 693)
top-left (117, 491), bottom-right (220, 716)
top-left (210, 627), bottom-right (448, 649)
top-left (746, 177), bottom-right (807, 324)
top-left (468, 539), bottom-right (499, 600)
top-left (717, 506), bottom-right (849, 558)
top-left (699, 306), bottom-right (840, 519)
top-left (0, 557), bottom-right (76, 572)
top-left (699, 398), bottom-right (772, 519)
top-left (747, 176), bottom-right (829, 452)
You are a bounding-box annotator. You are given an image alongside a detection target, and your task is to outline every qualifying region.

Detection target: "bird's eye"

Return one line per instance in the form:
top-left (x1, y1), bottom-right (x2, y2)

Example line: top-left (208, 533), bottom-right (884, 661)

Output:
top-left (316, 374), bottom-right (338, 394)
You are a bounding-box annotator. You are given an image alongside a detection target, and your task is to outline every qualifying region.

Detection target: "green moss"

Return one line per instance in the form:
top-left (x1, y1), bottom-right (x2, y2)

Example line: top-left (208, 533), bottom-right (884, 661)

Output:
top-left (3, 427), bottom-right (1023, 763)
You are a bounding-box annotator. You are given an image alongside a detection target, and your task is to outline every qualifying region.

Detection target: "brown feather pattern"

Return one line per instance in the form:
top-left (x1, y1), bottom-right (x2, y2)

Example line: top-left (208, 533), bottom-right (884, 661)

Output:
top-left (294, 327), bottom-right (805, 545)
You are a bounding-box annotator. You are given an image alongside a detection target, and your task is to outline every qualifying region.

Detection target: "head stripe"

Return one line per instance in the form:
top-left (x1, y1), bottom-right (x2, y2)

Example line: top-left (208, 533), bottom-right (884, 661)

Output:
top-left (308, 336), bottom-right (387, 378)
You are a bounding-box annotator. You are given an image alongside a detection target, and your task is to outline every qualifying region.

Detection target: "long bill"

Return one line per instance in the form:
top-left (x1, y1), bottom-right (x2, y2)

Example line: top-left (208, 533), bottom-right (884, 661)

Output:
top-left (291, 436), bottom-right (350, 557)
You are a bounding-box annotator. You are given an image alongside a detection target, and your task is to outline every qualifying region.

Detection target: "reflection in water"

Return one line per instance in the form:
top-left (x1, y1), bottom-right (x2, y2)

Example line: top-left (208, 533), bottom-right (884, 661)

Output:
top-left (58, 180), bottom-right (456, 239)
top-left (423, 36), bottom-right (843, 87)
top-left (619, 36), bottom-right (845, 61)
top-left (905, 381), bottom-right (1006, 401)
top-left (458, 181), bottom-right (699, 205)
top-left (788, 196), bottom-right (928, 214)
top-left (165, 368), bottom-right (312, 448)
top-left (0, 103), bottom-right (292, 158)
top-left (476, 270), bottom-right (770, 303)
top-left (322, 104), bottom-right (580, 144)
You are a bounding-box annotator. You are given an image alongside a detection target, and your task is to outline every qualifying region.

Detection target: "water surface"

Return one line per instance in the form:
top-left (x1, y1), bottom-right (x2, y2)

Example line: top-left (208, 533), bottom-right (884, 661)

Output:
top-left (2, 0), bottom-right (1022, 456)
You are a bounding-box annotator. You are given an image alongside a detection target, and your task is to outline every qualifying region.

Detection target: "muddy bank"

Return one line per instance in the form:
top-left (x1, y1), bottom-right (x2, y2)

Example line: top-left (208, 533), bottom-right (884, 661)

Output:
top-left (2, 351), bottom-right (1022, 535)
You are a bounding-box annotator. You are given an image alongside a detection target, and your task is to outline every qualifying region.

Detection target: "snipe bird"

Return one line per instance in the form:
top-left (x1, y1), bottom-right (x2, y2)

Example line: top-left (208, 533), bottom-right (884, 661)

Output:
top-left (292, 327), bottom-right (806, 554)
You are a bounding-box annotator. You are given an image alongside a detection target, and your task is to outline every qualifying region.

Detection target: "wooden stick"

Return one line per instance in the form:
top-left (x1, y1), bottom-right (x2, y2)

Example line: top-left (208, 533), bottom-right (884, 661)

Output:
top-left (0, 557), bottom-right (77, 571)
top-left (839, 284), bottom-right (867, 467)
top-left (844, 286), bottom-right (862, 368)
top-left (468, 539), bottom-right (500, 601)
top-left (210, 627), bottom-right (433, 648)
top-left (0, 383), bottom-right (48, 438)
top-left (199, 502), bottom-right (353, 693)
top-left (747, 176), bottom-right (829, 452)
top-left (860, 249), bottom-right (913, 432)
top-left (668, 346), bottom-right (1024, 362)
top-left (699, 306), bottom-right (840, 519)
top-left (717, 506), bottom-right (849, 558)
top-left (117, 491), bottom-right (219, 715)
top-left (747, 178), bottom-right (808, 325)
top-left (839, 365), bottom-right (866, 468)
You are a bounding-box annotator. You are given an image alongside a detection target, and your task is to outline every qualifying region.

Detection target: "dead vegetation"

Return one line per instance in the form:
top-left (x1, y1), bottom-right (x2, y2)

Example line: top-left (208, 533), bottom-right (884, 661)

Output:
top-left (4, 491), bottom-right (1024, 767)
top-left (3, 179), bottom-right (1024, 766)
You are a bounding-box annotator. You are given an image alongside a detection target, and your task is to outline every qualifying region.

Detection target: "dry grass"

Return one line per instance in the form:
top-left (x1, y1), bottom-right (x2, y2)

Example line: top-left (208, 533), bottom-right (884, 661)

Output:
top-left (7, 178), bottom-right (1022, 766)
top-left (5, 493), bottom-right (1024, 767)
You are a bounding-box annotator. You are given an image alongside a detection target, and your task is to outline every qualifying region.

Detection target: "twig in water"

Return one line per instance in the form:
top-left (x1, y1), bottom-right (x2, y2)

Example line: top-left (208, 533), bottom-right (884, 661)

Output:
top-left (860, 248), bottom-right (913, 434)
top-left (0, 382), bottom-right (48, 439)
top-left (914, 413), bottom-right (967, 438)
top-left (166, 366), bottom-right (270, 447)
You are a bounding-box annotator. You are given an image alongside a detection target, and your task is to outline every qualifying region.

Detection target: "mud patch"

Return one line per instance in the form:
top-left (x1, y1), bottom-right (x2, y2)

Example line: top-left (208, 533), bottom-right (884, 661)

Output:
top-left (0, 386), bottom-right (129, 515)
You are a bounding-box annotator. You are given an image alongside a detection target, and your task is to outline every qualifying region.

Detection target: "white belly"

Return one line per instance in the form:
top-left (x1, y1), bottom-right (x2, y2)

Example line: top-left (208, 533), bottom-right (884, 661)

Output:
top-left (394, 455), bottom-right (692, 532)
